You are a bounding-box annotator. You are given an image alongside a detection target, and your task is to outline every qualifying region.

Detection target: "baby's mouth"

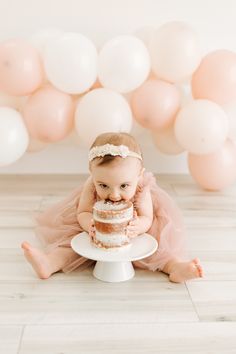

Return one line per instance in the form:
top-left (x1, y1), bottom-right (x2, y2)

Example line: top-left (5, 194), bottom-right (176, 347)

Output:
top-left (105, 199), bottom-right (123, 203)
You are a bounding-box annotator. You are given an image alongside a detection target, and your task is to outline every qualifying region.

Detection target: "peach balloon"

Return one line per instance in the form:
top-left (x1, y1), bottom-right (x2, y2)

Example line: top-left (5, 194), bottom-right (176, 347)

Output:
top-left (192, 50), bottom-right (236, 105)
top-left (23, 86), bottom-right (74, 142)
top-left (152, 123), bottom-right (185, 155)
top-left (188, 139), bottom-right (236, 191)
top-left (0, 39), bottom-right (43, 96)
top-left (131, 79), bottom-right (180, 130)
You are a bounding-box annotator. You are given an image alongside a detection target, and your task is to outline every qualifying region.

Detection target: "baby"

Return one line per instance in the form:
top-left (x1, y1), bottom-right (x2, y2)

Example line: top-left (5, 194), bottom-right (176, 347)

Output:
top-left (21, 132), bottom-right (203, 283)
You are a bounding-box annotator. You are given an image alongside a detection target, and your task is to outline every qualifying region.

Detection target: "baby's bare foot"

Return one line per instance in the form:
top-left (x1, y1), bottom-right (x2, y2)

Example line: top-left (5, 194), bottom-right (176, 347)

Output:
top-left (169, 258), bottom-right (203, 283)
top-left (21, 242), bottom-right (52, 279)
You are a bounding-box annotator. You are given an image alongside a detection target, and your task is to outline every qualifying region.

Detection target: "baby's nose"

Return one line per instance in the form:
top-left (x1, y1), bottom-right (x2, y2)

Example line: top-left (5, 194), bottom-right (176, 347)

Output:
top-left (109, 191), bottom-right (121, 201)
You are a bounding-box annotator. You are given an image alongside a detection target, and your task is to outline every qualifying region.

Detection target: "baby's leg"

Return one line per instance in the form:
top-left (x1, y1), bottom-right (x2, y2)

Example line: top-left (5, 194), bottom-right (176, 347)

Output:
top-left (21, 242), bottom-right (79, 279)
top-left (162, 257), bottom-right (204, 283)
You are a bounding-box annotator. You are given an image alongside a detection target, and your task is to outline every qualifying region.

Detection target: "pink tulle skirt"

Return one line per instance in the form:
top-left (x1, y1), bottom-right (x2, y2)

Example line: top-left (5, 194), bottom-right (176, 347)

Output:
top-left (34, 172), bottom-right (187, 273)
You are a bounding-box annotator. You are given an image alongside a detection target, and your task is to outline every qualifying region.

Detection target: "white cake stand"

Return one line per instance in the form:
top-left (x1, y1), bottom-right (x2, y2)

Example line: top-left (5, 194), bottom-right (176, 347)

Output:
top-left (71, 232), bottom-right (158, 283)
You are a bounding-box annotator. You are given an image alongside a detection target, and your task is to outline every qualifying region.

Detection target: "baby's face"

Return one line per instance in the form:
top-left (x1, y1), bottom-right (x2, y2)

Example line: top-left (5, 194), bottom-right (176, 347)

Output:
top-left (90, 157), bottom-right (143, 202)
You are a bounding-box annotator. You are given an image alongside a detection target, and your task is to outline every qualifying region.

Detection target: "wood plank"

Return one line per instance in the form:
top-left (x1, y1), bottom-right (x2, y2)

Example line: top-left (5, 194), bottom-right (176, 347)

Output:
top-left (0, 280), bottom-right (198, 325)
top-left (0, 325), bottom-right (22, 354)
top-left (187, 281), bottom-right (236, 321)
top-left (19, 323), bottom-right (236, 354)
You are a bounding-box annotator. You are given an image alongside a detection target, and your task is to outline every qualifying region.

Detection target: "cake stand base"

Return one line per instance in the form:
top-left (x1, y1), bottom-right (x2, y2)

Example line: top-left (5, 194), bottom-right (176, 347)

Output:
top-left (71, 232), bottom-right (158, 283)
top-left (93, 260), bottom-right (135, 282)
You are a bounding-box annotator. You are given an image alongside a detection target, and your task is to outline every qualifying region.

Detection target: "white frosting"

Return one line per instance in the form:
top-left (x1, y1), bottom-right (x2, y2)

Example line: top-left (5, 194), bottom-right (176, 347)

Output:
top-left (94, 200), bottom-right (130, 211)
top-left (93, 200), bottom-right (133, 223)
top-left (93, 214), bottom-right (131, 224)
top-left (95, 231), bottom-right (129, 246)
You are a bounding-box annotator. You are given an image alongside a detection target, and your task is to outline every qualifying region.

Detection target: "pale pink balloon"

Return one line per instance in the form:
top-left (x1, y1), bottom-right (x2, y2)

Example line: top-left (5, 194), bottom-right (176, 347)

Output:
top-left (188, 139), bottom-right (236, 190)
top-left (0, 39), bottom-right (44, 96)
top-left (192, 50), bottom-right (236, 105)
top-left (23, 86), bottom-right (75, 142)
top-left (131, 79), bottom-right (180, 130)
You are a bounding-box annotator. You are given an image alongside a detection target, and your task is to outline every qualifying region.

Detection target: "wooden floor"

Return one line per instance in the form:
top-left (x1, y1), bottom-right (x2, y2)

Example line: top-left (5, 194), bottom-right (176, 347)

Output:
top-left (0, 174), bottom-right (236, 354)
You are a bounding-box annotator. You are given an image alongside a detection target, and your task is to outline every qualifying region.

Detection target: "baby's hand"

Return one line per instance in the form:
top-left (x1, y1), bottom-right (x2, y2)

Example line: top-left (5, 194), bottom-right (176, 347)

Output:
top-left (125, 210), bottom-right (140, 239)
top-left (88, 219), bottom-right (96, 240)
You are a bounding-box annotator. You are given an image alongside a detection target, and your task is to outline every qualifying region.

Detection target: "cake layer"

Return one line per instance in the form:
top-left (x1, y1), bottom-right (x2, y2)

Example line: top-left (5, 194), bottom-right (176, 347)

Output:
top-left (93, 200), bottom-right (133, 221)
top-left (94, 231), bottom-right (129, 247)
top-left (94, 220), bottom-right (128, 233)
top-left (93, 214), bottom-right (131, 224)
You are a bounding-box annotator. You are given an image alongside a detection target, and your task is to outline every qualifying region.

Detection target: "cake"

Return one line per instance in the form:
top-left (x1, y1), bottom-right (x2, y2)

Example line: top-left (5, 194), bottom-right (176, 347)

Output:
top-left (91, 200), bottom-right (133, 250)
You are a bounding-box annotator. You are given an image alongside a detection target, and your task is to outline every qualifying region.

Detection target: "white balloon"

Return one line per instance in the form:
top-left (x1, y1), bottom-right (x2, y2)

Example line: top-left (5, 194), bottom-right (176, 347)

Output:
top-left (43, 32), bottom-right (98, 94)
top-left (75, 88), bottom-right (133, 147)
top-left (174, 100), bottom-right (229, 154)
top-left (0, 107), bottom-right (29, 166)
top-left (150, 21), bottom-right (202, 83)
top-left (223, 101), bottom-right (236, 141)
top-left (98, 35), bottom-right (150, 93)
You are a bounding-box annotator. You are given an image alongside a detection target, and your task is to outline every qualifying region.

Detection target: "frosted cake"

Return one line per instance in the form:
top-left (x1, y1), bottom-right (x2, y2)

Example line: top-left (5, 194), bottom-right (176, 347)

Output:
top-left (91, 200), bottom-right (133, 250)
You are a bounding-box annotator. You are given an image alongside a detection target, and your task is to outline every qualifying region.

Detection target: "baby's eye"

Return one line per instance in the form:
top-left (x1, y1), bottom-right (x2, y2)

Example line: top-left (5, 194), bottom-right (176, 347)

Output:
top-left (99, 183), bottom-right (108, 189)
top-left (120, 184), bottom-right (129, 190)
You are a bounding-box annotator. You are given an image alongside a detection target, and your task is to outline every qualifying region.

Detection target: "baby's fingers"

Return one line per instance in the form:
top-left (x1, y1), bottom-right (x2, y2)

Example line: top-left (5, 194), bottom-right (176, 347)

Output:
top-left (125, 226), bottom-right (138, 238)
top-left (128, 220), bottom-right (138, 227)
top-left (126, 225), bottom-right (137, 231)
top-left (126, 230), bottom-right (138, 238)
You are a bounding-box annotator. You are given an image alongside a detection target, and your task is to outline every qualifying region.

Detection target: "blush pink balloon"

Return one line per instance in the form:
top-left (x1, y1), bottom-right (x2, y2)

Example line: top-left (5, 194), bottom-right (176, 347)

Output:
top-left (0, 39), bottom-right (44, 96)
top-left (192, 50), bottom-right (236, 105)
top-left (131, 79), bottom-right (180, 130)
top-left (23, 86), bottom-right (75, 142)
top-left (188, 139), bottom-right (236, 191)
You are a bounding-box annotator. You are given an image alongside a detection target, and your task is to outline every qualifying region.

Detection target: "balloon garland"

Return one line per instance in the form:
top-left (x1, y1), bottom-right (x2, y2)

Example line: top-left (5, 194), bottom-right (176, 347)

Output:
top-left (0, 21), bottom-right (236, 191)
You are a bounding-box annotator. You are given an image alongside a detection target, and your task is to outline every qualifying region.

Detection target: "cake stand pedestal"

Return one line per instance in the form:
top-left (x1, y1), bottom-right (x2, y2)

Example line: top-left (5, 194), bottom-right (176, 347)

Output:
top-left (71, 232), bottom-right (158, 283)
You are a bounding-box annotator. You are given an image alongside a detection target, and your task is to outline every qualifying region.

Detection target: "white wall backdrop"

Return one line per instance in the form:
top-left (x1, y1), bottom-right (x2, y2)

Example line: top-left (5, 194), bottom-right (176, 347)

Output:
top-left (0, 0), bottom-right (235, 174)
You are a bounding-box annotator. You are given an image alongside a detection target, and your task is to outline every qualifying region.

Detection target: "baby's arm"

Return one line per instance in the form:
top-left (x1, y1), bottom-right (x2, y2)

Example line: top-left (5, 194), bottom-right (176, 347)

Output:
top-left (77, 176), bottom-right (95, 233)
top-left (126, 187), bottom-right (153, 237)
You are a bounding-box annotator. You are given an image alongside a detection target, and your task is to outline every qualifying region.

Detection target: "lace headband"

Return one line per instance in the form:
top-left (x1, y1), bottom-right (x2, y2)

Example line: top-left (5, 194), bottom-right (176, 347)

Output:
top-left (88, 144), bottom-right (142, 162)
